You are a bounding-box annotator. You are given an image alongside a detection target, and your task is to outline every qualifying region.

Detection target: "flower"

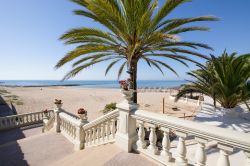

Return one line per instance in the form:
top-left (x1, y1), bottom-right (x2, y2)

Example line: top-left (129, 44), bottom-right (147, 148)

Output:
top-left (119, 79), bottom-right (131, 90)
top-left (43, 109), bottom-right (48, 113)
top-left (78, 108), bottom-right (87, 115)
top-left (54, 99), bottom-right (62, 104)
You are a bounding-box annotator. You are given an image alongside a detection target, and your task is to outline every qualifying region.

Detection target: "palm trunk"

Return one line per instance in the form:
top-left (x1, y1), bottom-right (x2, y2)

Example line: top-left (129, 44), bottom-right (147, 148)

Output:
top-left (244, 100), bottom-right (250, 112)
top-left (213, 93), bottom-right (216, 108)
top-left (129, 61), bottom-right (138, 103)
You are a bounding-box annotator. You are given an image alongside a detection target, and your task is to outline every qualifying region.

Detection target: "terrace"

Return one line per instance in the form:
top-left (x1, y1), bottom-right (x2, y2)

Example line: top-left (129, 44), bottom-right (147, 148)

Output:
top-left (0, 93), bottom-right (249, 166)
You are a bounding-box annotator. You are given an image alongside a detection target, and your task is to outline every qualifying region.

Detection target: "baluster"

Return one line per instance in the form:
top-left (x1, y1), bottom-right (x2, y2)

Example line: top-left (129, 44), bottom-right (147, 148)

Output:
top-left (117, 118), bottom-right (120, 133)
top-left (8, 117), bottom-right (12, 127)
top-left (101, 123), bottom-right (105, 143)
top-left (106, 121), bottom-right (110, 141)
top-left (11, 117), bottom-right (15, 126)
top-left (8, 117), bottom-right (11, 126)
top-left (92, 127), bottom-right (96, 144)
top-left (217, 144), bottom-right (233, 166)
top-left (33, 114), bottom-right (36, 122)
top-left (0, 119), bottom-right (3, 128)
top-left (37, 113), bottom-right (40, 121)
top-left (111, 119), bottom-right (116, 139)
top-left (160, 127), bottom-right (172, 162)
top-left (28, 114), bottom-right (31, 123)
top-left (88, 129), bottom-right (92, 146)
top-left (23, 115), bottom-right (26, 124)
top-left (175, 131), bottom-right (188, 166)
top-left (31, 114), bottom-right (34, 122)
top-left (96, 126), bottom-right (101, 144)
top-left (18, 116), bottom-right (22, 125)
top-left (85, 131), bottom-right (89, 146)
top-left (136, 120), bottom-right (146, 149)
top-left (37, 113), bottom-right (40, 120)
top-left (195, 137), bottom-right (207, 166)
top-left (244, 151), bottom-right (250, 166)
top-left (2, 118), bottom-right (5, 128)
top-left (147, 124), bottom-right (158, 155)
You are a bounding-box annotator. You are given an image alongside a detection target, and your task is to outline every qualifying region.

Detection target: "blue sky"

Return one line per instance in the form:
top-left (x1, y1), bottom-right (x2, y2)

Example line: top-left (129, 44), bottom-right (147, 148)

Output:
top-left (0, 0), bottom-right (250, 80)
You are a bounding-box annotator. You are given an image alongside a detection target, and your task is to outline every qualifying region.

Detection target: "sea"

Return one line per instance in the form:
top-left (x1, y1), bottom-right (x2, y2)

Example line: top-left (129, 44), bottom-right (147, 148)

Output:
top-left (0, 80), bottom-right (187, 89)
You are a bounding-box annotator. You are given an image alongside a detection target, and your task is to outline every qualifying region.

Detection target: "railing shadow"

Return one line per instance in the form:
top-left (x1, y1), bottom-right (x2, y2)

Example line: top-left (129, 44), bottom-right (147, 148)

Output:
top-left (195, 103), bottom-right (250, 133)
top-left (0, 95), bottom-right (29, 166)
top-left (194, 102), bottom-right (250, 156)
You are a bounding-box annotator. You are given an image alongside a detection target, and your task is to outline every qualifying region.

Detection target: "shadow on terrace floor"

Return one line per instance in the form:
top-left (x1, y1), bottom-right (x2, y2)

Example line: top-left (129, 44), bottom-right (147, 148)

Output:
top-left (195, 103), bottom-right (250, 133)
top-left (0, 95), bottom-right (29, 166)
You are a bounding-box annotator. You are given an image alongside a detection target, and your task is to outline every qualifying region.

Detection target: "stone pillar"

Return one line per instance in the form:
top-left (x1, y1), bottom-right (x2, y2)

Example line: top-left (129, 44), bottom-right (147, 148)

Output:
top-left (54, 101), bottom-right (62, 133)
top-left (217, 144), bottom-right (233, 166)
top-left (195, 137), bottom-right (207, 166)
top-left (74, 121), bottom-right (85, 150)
top-left (115, 100), bottom-right (138, 152)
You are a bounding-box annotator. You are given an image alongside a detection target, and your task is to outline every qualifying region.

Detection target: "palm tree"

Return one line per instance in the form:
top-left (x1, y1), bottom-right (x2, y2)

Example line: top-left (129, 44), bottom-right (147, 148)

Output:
top-left (56, 0), bottom-right (218, 103)
top-left (176, 51), bottom-right (250, 110)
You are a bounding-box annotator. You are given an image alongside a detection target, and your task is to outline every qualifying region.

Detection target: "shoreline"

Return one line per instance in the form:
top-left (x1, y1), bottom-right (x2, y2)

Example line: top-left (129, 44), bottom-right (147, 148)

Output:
top-left (0, 85), bottom-right (182, 89)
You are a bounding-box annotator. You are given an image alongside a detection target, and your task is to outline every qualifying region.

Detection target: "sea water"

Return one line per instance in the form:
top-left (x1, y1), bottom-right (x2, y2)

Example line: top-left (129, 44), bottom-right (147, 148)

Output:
top-left (0, 80), bottom-right (187, 88)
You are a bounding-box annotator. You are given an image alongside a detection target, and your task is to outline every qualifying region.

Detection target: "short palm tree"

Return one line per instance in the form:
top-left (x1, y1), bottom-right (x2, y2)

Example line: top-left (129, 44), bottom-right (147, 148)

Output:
top-left (176, 51), bottom-right (250, 110)
top-left (56, 0), bottom-right (217, 103)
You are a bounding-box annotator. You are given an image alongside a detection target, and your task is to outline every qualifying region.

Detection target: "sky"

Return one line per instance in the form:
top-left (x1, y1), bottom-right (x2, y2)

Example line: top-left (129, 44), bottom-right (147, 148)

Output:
top-left (0, 0), bottom-right (250, 81)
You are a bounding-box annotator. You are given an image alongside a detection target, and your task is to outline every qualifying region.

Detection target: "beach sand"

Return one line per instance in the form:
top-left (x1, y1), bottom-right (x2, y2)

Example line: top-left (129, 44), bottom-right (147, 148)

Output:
top-left (1, 87), bottom-right (198, 121)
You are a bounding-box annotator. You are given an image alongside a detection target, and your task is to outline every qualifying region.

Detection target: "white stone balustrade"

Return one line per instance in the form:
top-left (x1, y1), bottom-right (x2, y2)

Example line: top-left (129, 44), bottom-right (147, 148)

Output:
top-left (0, 110), bottom-right (53, 130)
top-left (38, 97), bottom-right (250, 165)
top-left (42, 114), bottom-right (55, 132)
top-left (130, 109), bottom-right (250, 166)
top-left (83, 110), bottom-right (119, 147)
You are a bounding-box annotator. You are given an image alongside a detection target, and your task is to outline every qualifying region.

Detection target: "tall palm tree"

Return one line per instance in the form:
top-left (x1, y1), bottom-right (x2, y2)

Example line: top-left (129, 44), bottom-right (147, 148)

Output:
top-left (56, 0), bottom-right (218, 103)
top-left (176, 51), bottom-right (250, 110)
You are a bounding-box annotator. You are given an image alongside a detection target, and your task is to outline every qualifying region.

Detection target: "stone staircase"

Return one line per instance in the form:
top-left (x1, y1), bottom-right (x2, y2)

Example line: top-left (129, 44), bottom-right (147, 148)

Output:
top-left (49, 144), bottom-right (159, 166)
top-left (0, 127), bottom-right (159, 166)
top-left (0, 128), bottom-right (74, 166)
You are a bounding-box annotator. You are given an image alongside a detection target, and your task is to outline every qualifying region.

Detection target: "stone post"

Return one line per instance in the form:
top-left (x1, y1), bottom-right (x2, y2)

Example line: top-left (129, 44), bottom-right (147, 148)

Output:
top-left (54, 100), bottom-right (62, 133)
top-left (75, 114), bottom-right (89, 150)
top-left (115, 90), bottom-right (138, 152)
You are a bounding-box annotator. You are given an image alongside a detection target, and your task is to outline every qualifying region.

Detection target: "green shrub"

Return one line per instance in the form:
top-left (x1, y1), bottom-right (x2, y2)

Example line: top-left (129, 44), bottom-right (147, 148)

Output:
top-left (0, 89), bottom-right (10, 95)
top-left (101, 102), bottom-right (117, 114)
top-left (16, 101), bottom-right (24, 105)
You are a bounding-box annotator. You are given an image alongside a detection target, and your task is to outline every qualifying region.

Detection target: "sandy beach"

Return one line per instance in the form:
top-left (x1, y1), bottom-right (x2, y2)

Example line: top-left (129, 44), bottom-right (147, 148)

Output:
top-left (0, 87), bottom-right (198, 121)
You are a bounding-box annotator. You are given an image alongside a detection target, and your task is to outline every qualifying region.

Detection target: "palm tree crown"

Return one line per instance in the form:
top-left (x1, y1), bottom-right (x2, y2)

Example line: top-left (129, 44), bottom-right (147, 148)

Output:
top-left (176, 51), bottom-right (250, 109)
top-left (56, 0), bottom-right (217, 103)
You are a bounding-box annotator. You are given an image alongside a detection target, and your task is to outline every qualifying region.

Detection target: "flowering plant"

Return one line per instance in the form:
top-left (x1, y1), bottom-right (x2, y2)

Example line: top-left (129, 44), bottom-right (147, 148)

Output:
top-left (77, 108), bottom-right (87, 115)
top-left (43, 109), bottom-right (48, 114)
top-left (54, 99), bottom-right (62, 104)
top-left (119, 79), bottom-right (132, 90)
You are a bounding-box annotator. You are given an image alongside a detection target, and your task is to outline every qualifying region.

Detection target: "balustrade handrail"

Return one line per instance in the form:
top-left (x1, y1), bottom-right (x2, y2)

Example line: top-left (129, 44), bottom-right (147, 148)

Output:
top-left (131, 109), bottom-right (250, 152)
top-left (61, 110), bottom-right (80, 120)
top-left (0, 110), bottom-right (53, 119)
top-left (59, 112), bottom-right (80, 126)
top-left (83, 109), bottom-right (119, 130)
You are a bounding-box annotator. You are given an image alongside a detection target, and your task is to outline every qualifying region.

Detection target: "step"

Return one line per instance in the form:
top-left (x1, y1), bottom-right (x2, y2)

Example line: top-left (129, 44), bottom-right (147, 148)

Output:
top-left (0, 124), bottom-right (43, 145)
top-left (49, 143), bottom-right (161, 166)
top-left (0, 131), bottom-right (74, 166)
